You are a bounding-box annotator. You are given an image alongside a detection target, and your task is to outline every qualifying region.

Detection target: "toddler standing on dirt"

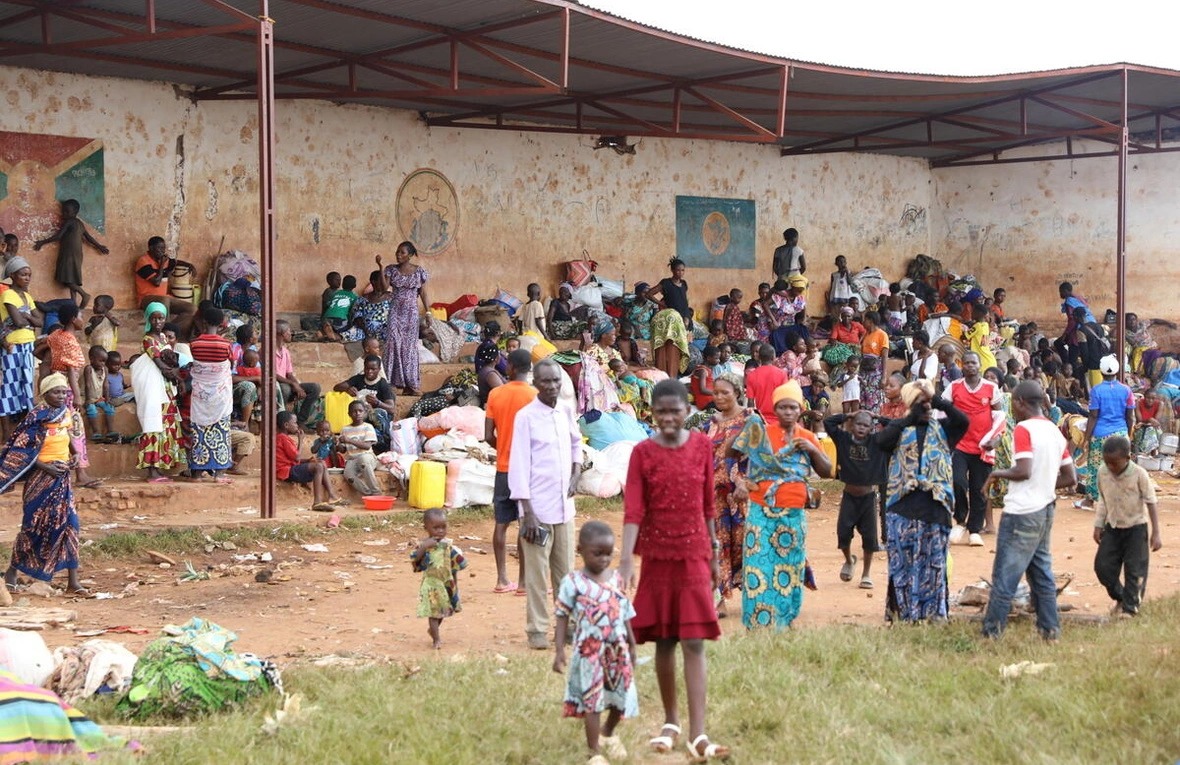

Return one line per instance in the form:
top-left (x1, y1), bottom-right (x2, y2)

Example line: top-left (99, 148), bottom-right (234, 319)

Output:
top-left (554, 520), bottom-right (638, 765)
top-left (410, 508), bottom-right (468, 649)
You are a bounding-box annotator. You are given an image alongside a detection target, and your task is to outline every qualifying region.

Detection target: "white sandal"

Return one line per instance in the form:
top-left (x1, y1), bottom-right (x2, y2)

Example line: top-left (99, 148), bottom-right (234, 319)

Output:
top-left (687, 733), bottom-right (731, 762)
top-left (601, 734), bottom-right (627, 760)
top-left (649, 723), bottom-right (681, 753)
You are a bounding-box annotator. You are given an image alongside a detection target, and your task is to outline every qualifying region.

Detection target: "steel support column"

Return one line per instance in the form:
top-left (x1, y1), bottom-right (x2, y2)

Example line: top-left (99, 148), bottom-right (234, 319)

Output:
top-left (257, 1), bottom-right (277, 518)
top-left (1115, 67), bottom-right (1128, 382)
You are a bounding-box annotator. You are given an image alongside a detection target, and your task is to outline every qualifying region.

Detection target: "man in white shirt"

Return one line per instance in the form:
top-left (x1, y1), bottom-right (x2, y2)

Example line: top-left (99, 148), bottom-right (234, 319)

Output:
top-left (981, 381), bottom-right (1076, 640)
top-left (507, 359), bottom-right (582, 649)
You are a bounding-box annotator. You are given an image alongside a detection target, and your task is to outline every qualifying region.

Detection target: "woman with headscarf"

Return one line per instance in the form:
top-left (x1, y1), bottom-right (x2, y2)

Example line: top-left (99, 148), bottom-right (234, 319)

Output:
top-left (1, 373), bottom-right (85, 594)
top-left (585, 320), bottom-right (622, 369)
top-left (341, 269), bottom-right (392, 343)
top-left (874, 379), bottom-right (968, 622)
top-left (40, 301), bottom-right (100, 489)
top-left (132, 302), bottom-right (183, 482)
top-left (187, 306), bottom-right (234, 483)
top-left (701, 372), bottom-right (752, 617)
top-left (731, 380), bottom-right (832, 629)
top-left (376, 241), bottom-right (430, 396)
top-left (822, 305), bottom-right (866, 367)
top-left (0, 256), bottom-right (43, 440)
top-left (621, 282), bottom-right (659, 340)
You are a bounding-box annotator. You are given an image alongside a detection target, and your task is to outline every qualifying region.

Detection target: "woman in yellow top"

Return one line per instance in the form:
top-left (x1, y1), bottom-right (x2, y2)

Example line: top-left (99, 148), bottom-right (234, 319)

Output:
top-left (964, 304), bottom-right (998, 371)
top-left (0, 257), bottom-right (43, 439)
top-left (2, 373), bottom-right (86, 595)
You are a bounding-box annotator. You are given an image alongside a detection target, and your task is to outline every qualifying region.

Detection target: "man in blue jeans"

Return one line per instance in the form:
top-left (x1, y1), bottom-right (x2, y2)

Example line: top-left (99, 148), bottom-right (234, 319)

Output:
top-left (981, 381), bottom-right (1077, 640)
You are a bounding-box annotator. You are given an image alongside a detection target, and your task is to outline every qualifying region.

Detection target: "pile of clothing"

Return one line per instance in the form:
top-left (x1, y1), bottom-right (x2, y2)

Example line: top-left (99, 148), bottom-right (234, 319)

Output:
top-left (117, 617), bottom-right (280, 720)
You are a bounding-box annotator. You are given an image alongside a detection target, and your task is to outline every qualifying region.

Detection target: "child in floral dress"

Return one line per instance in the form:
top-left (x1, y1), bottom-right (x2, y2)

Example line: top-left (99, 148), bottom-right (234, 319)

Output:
top-left (554, 521), bottom-right (638, 765)
top-left (410, 508), bottom-right (467, 649)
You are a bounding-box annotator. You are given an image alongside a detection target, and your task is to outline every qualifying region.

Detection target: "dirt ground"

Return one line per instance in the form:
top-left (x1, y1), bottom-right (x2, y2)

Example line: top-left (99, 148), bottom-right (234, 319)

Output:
top-left (8, 474), bottom-right (1180, 665)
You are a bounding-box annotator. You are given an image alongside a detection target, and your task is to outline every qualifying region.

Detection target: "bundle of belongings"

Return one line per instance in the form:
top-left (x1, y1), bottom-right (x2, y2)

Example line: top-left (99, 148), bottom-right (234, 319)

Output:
top-left (117, 617), bottom-right (280, 720)
top-left (0, 629), bottom-right (139, 758)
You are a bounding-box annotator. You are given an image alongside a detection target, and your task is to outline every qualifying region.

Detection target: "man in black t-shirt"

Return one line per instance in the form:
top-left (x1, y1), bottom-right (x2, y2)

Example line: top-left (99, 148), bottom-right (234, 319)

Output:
top-left (333, 355), bottom-right (397, 452)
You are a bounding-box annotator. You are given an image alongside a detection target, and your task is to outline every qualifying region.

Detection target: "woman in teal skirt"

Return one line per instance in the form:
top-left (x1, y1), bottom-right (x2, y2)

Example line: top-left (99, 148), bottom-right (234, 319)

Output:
top-left (732, 380), bottom-right (831, 629)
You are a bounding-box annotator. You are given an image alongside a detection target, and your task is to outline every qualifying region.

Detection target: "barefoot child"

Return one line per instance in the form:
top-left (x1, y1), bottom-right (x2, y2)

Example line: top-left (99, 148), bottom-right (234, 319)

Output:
top-left (1093, 436), bottom-right (1162, 617)
top-left (32, 199), bottom-right (108, 309)
top-left (275, 411), bottom-right (343, 511)
top-left (823, 410), bottom-right (889, 589)
top-left (411, 507), bottom-right (467, 649)
top-left (310, 419), bottom-right (345, 469)
top-left (339, 400), bottom-right (382, 496)
top-left (619, 379), bottom-right (729, 762)
top-left (554, 520), bottom-right (638, 765)
top-left (82, 345), bottom-right (115, 443)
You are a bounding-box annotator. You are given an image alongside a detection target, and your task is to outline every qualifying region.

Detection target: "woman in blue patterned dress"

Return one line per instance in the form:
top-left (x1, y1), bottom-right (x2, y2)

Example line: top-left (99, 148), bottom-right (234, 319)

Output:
top-left (377, 242), bottom-right (430, 396)
top-left (731, 380), bottom-right (832, 629)
top-left (874, 380), bottom-right (968, 622)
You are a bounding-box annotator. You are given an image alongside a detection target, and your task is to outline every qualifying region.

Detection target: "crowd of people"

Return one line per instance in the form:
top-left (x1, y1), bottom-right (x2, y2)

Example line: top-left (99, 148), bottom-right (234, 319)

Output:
top-left (0, 209), bottom-right (1170, 764)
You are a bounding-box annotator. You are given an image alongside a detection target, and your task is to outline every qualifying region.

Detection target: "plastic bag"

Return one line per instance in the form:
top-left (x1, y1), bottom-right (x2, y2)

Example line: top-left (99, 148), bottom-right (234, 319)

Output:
top-left (445, 458), bottom-right (497, 508)
top-left (0, 628), bottom-right (55, 686)
top-left (390, 417), bottom-right (420, 455)
top-left (596, 278), bottom-right (624, 300)
top-left (570, 284), bottom-right (604, 312)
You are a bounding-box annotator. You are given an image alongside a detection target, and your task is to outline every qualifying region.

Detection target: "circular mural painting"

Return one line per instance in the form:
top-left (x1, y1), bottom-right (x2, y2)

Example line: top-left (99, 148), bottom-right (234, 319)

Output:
top-left (395, 168), bottom-right (458, 255)
top-left (701, 210), bottom-right (731, 256)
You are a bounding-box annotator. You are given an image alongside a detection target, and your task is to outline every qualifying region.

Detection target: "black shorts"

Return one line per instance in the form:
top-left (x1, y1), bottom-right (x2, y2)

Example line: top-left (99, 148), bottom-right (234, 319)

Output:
top-left (837, 490), bottom-right (881, 553)
top-left (493, 471), bottom-right (519, 525)
top-left (285, 463), bottom-right (315, 484)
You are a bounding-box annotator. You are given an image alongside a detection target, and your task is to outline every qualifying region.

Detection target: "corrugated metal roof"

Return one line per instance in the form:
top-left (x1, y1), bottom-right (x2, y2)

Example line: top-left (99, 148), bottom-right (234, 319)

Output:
top-left (1, 0), bottom-right (1177, 163)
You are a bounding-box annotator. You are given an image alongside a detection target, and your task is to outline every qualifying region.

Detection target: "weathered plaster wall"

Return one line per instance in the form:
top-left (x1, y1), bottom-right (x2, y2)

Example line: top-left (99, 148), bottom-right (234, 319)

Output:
top-left (932, 142), bottom-right (1180, 327)
top-left (2, 66), bottom-right (933, 315)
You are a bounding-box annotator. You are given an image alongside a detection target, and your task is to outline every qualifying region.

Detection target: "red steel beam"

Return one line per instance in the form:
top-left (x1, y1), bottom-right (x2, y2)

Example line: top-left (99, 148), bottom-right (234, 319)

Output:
top-left (256, 0), bottom-right (277, 519)
top-left (684, 86), bottom-right (776, 139)
top-left (933, 145), bottom-right (1180, 167)
top-left (782, 69), bottom-right (1122, 155)
top-left (1115, 67), bottom-right (1128, 381)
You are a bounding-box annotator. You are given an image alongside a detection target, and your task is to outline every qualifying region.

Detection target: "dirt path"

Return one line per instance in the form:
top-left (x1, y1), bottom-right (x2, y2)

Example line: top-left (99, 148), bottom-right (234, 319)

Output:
top-left (12, 476), bottom-right (1179, 663)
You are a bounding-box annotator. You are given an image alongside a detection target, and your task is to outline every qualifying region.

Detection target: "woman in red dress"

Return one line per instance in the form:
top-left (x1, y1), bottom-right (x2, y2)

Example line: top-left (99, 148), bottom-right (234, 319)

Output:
top-left (619, 378), bottom-right (730, 762)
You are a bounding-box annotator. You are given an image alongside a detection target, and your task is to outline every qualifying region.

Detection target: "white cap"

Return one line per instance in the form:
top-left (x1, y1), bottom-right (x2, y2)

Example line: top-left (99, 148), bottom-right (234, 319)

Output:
top-left (1099, 355), bottom-right (1121, 376)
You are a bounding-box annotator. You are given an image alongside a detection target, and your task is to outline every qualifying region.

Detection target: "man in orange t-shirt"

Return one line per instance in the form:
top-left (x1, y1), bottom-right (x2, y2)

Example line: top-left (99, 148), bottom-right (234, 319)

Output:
top-left (484, 349), bottom-right (538, 594)
top-left (134, 236), bottom-right (196, 337)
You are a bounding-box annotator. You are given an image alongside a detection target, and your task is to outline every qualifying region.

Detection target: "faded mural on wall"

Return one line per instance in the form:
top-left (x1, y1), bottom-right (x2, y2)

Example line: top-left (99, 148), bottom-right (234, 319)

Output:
top-left (396, 168), bottom-right (458, 255)
top-left (674, 195), bottom-right (756, 269)
top-left (0, 129), bottom-right (104, 239)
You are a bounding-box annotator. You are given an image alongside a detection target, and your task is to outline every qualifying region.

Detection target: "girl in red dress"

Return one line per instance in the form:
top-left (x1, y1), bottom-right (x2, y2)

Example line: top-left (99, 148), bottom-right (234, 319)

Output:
top-left (619, 379), bottom-right (730, 762)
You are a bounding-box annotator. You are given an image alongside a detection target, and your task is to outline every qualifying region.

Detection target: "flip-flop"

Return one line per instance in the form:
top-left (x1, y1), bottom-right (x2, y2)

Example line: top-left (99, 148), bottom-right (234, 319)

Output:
top-left (1072, 500), bottom-right (1092, 510)
top-left (493, 582), bottom-right (518, 594)
top-left (859, 576), bottom-right (874, 590)
top-left (840, 555), bottom-right (857, 582)
top-left (311, 502), bottom-right (336, 512)
top-left (514, 587), bottom-right (527, 597)
top-left (147, 476), bottom-right (173, 484)
top-left (215, 477), bottom-right (234, 485)
top-left (79, 480), bottom-right (103, 489)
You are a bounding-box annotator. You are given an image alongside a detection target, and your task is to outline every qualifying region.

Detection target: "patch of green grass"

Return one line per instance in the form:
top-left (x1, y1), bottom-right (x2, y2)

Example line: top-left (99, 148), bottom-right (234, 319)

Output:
top-left (85, 596), bottom-right (1180, 764)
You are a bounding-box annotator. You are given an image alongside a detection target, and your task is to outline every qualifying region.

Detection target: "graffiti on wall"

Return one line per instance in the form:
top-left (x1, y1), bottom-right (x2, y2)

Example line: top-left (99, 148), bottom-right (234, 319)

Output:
top-left (396, 168), bottom-right (458, 255)
top-left (0, 130), bottom-right (105, 239)
top-left (674, 195), bottom-right (756, 269)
